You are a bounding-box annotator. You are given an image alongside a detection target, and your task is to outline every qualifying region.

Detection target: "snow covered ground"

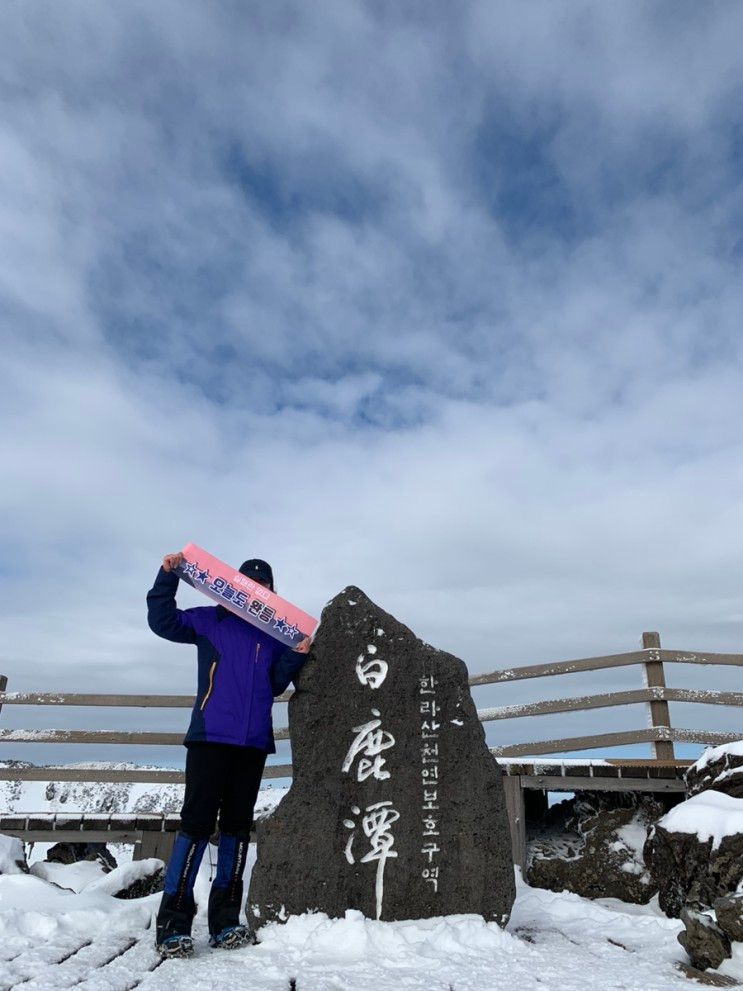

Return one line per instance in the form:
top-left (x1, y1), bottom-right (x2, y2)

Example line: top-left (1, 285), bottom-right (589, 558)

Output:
top-left (2, 850), bottom-right (742, 991)
top-left (3, 762), bottom-right (743, 988)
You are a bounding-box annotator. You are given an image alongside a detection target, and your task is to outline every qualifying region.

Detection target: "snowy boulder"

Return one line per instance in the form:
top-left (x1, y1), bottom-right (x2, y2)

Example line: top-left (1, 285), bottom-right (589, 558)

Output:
top-left (686, 742), bottom-right (743, 800)
top-left (644, 791), bottom-right (743, 919)
top-left (527, 792), bottom-right (662, 904)
top-left (0, 834), bottom-right (29, 875)
top-left (86, 858), bottom-right (165, 899)
top-left (113, 864), bottom-right (164, 899)
top-left (248, 587), bottom-right (516, 927)
top-left (29, 857), bottom-right (165, 898)
top-left (30, 858), bottom-right (107, 892)
top-left (678, 907), bottom-right (732, 971)
top-left (46, 841), bottom-right (117, 871)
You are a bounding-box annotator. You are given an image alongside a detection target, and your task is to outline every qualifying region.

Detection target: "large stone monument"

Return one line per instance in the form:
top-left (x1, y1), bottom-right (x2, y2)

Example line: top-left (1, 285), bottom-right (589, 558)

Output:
top-left (247, 587), bottom-right (516, 926)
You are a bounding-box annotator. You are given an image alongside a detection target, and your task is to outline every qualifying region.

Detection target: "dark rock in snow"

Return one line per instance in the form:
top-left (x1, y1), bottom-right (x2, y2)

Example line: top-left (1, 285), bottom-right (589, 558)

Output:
top-left (686, 744), bottom-right (743, 800)
top-left (248, 587), bottom-right (515, 927)
top-left (645, 787), bottom-right (743, 971)
top-left (644, 825), bottom-right (743, 919)
top-left (114, 863), bottom-right (165, 899)
top-left (714, 893), bottom-right (743, 943)
top-left (678, 907), bottom-right (732, 971)
top-left (46, 842), bottom-right (117, 872)
top-left (527, 792), bottom-right (663, 904)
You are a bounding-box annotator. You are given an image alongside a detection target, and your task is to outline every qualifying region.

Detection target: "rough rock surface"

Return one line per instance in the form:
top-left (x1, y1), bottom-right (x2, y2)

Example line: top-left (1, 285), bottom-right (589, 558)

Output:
top-left (113, 864), bottom-right (165, 899)
top-left (686, 743), bottom-right (743, 800)
top-left (644, 825), bottom-right (743, 918)
top-left (678, 908), bottom-right (732, 971)
top-left (46, 842), bottom-right (117, 872)
top-left (527, 792), bottom-right (663, 904)
top-left (714, 893), bottom-right (743, 943)
top-left (248, 587), bottom-right (515, 927)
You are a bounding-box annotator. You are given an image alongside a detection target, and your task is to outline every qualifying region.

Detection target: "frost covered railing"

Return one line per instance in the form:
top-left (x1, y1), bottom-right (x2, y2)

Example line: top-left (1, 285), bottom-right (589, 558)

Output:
top-left (0, 631), bottom-right (741, 788)
top-left (0, 677), bottom-right (296, 785)
top-left (475, 632), bottom-right (742, 761)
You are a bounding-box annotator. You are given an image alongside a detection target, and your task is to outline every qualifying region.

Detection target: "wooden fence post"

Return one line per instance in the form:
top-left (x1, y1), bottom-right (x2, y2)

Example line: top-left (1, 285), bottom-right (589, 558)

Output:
top-left (642, 632), bottom-right (674, 760)
top-left (502, 775), bottom-right (526, 869)
top-left (136, 830), bottom-right (176, 862)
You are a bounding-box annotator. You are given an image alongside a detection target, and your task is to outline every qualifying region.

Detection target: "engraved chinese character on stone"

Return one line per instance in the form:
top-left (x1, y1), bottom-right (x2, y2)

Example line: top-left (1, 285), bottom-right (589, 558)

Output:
top-left (343, 801), bottom-right (400, 919)
top-left (355, 654), bottom-right (389, 689)
top-left (342, 709), bottom-right (396, 781)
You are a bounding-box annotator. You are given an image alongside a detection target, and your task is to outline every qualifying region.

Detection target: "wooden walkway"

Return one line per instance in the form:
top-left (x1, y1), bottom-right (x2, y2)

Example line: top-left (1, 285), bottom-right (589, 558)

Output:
top-left (0, 920), bottom-right (163, 991)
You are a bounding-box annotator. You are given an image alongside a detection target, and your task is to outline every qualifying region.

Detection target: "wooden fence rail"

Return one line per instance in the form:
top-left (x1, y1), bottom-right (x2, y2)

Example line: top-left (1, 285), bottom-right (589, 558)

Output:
top-left (0, 632), bottom-right (741, 785)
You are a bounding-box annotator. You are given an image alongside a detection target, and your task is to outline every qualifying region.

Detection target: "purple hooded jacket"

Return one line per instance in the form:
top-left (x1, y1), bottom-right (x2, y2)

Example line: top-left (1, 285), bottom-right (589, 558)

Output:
top-left (147, 568), bottom-right (306, 752)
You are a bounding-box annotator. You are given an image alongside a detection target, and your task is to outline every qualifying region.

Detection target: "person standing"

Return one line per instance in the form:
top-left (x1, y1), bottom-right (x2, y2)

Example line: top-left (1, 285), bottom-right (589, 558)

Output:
top-left (147, 552), bottom-right (310, 957)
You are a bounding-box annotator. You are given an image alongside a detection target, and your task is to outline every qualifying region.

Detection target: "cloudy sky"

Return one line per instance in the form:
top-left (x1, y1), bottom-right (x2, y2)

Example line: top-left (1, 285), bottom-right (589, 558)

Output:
top-left (1, 1), bottom-right (741, 766)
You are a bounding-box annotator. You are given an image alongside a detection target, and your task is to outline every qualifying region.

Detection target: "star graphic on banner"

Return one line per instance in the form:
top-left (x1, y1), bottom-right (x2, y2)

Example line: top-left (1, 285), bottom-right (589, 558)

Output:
top-left (273, 616), bottom-right (286, 630)
top-left (281, 623), bottom-right (300, 640)
top-left (195, 568), bottom-right (210, 584)
top-left (183, 561), bottom-right (198, 579)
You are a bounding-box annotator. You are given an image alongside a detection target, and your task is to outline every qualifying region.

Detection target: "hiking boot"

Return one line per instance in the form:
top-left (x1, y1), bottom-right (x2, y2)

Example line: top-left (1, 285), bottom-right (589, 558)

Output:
top-left (156, 934), bottom-right (195, 958)
top-left (209, 925), bottom-right (255, 950)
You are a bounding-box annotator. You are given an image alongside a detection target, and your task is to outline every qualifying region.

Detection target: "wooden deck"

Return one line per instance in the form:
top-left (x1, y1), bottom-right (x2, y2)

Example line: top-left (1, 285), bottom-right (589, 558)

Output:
top-left (499, 758), bottom-right (692, 868)
top-left (0, 812), bottom-right (181, 860)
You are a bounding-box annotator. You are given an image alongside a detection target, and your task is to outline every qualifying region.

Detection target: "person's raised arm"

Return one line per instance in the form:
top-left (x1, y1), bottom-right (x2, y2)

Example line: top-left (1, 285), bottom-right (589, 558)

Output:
top-left (269, 636), bottom-right (312, 696)
top-left (146, 552), bottom-right (198, 644)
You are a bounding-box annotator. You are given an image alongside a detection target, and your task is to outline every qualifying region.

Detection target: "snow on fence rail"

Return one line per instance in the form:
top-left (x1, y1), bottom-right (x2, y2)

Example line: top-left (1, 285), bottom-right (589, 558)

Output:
top-left (0, 631), bottom-right (741, 786)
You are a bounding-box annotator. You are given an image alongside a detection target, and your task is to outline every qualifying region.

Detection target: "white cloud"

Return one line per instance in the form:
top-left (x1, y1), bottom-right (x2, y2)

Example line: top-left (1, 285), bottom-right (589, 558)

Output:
top-left (1, 1), bottom-right (741, 762)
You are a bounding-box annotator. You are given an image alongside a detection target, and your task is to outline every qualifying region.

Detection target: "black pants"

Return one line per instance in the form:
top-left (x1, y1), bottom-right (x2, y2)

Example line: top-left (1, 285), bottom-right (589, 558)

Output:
top-left (181, 742), bottom-right (267, 839)
top-left (156, 742), bottom-right (267, 942)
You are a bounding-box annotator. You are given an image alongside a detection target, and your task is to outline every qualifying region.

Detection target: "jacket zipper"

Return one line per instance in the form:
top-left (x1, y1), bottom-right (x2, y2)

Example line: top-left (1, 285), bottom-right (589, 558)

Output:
top-left (200, 659), bottom-right (217, 711)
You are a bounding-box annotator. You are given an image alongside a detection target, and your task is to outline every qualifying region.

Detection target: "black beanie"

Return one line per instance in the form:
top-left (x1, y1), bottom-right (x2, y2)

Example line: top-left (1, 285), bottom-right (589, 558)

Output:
top-left (239, 559), bottom-right (274, 591)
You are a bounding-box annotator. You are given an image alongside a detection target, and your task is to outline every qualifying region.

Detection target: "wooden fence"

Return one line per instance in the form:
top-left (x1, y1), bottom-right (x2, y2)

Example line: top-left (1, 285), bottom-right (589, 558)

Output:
top-left (478, 631), bottom-right (742, 760)
top-left (0, 631), bottom-right (740, 787)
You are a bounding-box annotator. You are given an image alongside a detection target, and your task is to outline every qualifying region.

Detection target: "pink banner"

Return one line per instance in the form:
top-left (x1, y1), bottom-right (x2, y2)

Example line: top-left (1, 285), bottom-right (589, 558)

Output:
top-left (176, 543), bottom-right (318, 649)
